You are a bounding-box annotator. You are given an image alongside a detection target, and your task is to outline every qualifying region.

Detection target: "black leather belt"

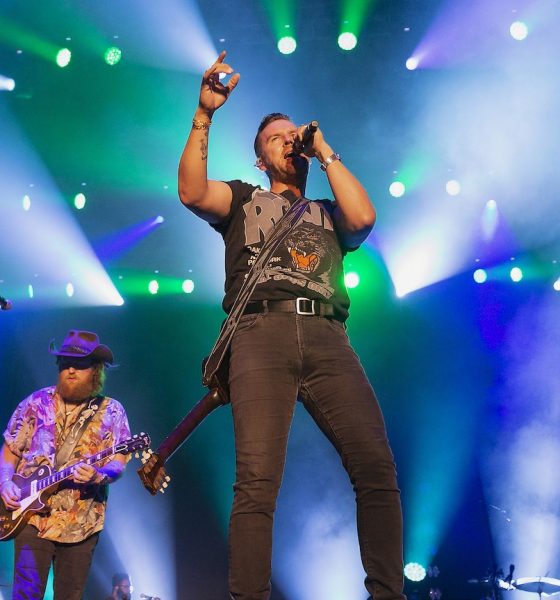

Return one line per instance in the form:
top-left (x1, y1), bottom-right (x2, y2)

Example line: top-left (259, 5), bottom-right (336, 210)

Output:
top-left (243, 298), bottom-right (342, 321)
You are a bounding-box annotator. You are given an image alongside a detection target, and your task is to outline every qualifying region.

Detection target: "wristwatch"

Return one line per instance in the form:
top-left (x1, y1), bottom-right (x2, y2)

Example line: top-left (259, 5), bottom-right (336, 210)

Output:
top-left (320, 153), bottom-right (341, 171)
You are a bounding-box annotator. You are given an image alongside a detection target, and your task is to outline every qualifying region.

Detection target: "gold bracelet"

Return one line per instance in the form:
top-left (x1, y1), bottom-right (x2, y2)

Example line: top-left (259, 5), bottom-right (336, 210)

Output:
top-left (192, 118), bottom-right (211, 131)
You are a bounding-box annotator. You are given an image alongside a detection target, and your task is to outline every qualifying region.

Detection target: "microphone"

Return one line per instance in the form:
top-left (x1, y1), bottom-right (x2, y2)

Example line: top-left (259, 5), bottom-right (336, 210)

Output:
top-left (0, 295), bottom-right (13, 311)
top-left (292, 120), bottom-right (319, 154)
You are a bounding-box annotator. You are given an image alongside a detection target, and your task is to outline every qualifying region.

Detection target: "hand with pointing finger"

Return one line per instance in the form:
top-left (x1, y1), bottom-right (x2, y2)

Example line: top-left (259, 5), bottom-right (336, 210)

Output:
top-left (199, 51), bottom-right (240, 117)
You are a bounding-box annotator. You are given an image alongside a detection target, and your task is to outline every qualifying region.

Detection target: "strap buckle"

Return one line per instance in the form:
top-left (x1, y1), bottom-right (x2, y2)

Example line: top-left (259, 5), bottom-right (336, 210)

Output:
top-left (296, 297), bottom-right (316, 315)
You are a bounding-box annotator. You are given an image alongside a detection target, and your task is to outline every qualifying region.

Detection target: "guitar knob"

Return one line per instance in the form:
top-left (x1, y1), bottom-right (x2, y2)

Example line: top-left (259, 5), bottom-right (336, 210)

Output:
top-left (162, 481), bottom-right (168, 489)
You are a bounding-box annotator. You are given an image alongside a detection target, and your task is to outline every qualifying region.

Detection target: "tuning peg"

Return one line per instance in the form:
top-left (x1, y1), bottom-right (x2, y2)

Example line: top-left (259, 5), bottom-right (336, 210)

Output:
top-left (165, 475), bottom-right (171, 482)
top-left (134, 452), bottom-right (139, 458)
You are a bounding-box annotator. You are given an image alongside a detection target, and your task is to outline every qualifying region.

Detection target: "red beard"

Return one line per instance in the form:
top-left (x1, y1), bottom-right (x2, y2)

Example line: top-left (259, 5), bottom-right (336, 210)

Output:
top-left (57, 377), bottom-right (95, 403)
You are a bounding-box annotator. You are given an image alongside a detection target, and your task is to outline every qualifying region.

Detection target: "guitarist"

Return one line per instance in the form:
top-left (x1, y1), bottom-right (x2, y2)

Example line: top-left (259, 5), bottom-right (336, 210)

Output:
top-left (177, 53), bottom-right (405, 600)
top-left (0, 330), bottom-right (131, 600)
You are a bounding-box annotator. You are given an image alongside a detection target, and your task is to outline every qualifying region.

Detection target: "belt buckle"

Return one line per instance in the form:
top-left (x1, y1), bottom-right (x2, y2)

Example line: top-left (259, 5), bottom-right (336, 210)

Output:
top-left (296, 297), bottom-right (315, 315)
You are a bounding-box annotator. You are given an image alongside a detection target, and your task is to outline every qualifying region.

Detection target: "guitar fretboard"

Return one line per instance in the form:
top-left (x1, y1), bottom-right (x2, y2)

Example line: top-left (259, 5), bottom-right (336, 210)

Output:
top-left (32, 442), bottom-right (128, 494)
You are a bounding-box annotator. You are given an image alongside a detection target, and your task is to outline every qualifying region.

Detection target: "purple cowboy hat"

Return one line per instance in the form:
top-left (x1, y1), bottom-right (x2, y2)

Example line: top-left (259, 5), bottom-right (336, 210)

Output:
top-left (49, 330), bottom-right (114, 364)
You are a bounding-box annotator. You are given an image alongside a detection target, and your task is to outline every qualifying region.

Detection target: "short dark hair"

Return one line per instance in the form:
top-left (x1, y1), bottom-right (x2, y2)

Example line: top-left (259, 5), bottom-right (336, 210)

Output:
top-left (112, 572), bottom-right (130, 587)
top-left (253, 112), bottom-right (291, 157)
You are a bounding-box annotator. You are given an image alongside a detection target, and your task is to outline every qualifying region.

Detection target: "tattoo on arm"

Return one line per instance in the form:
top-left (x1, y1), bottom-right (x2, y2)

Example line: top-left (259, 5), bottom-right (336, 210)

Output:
top-left (199, 132), bottom-right (208, 161)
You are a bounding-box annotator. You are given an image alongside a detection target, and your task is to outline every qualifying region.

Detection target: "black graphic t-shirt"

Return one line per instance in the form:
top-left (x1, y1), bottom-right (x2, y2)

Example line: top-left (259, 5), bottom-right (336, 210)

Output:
top-left (211, 180), bottom-right (352, 321)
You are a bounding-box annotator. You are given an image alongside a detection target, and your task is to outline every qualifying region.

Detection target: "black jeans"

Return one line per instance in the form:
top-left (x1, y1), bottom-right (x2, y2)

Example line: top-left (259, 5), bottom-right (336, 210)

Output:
top-left (13, 524), bottom-right (99, 599)
top-left (228, 312), bottom-right (405, 600)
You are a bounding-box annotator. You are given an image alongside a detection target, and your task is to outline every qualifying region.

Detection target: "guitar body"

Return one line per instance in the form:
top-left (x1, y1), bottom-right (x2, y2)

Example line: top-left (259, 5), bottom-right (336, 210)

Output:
top-left (0, 434), bottom-right (150, 542)
top-left (0, 467), bottom-right (52, 541)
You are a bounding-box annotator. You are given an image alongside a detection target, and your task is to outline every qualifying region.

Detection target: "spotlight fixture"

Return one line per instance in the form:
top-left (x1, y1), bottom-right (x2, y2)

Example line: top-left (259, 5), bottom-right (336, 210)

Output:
top-left (182, 279), bottom-right (195, 294)
top-left (104, 46), bottom-right (122, 66)
top-left (344, 271), bottom-right (360, 289)
top-left (473, 268), bottom-right (487, 284)
top-left (446, 180), bottom-right (461, 196)
top-left (510, 267), bottom-right (523, 282)
top-left (148, 280), bottom-right (159, 294)
top-left (404, 562), bottom-right (427, 582)
top-left (277, 36), bottom-right (297, 55)
top-left (406, 56), bottom-right (419, 70)
top-left (338, 32), bottom-right (357, 51)
top-left (510, 21), bottom-right (528, 41)
top-left (0, 75), bottom-right (16, 91)
top-left (389, 181), bottom-right (406, 198)
top-left (74, 193), bottom-right (86, 210)
top-left (56, 48), bottom-right (72, 67)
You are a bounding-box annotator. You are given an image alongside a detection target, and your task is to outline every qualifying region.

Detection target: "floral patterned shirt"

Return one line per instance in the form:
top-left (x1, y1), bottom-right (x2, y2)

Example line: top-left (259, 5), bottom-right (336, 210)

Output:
top-left (3, 386), bottom-right (131, 543)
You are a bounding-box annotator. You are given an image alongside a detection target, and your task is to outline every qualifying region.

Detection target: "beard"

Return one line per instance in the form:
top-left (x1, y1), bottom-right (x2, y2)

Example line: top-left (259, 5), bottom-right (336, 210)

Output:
top-left (57, 377), bottom-right (95, 404)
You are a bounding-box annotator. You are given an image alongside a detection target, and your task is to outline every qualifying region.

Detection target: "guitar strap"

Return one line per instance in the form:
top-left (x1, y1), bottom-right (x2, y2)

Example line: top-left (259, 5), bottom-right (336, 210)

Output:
top-left (202, 193), bottom-right (310, 392)
top-left (55, 395), bottom-right (104, 469)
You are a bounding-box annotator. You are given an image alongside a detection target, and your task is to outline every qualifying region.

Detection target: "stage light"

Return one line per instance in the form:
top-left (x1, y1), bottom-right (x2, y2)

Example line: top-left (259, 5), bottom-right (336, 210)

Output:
top-left (446, 180), bottom-right (461, 196)
top-left (74, 193), bottom-right (86, 210)
top-left (389, 181), bottom-right (406, 198)
top-left (28, 284), bottom-right (34, 298)
top-left (22, 194), bottom-right (31, 211)
top-left (277, 36), bottom-right (297, 54)
top-left (510, 21), bottom-right (528, 41)
top-left (182, 279), bottom-right (195, 294)
top-left (154, 215), bottom-right (164, 224)
top-left (554, 277), bottom-right (560, 292)
top-left (486, 199), bottom-right (497, 210)
top-left (406, 56), bottom-right (419, 70)
top-left (344, 271), bottom-right (360, 288)
top-left (56, 48), bottom-right (71, 67)
top-left (104, 46), bottom-right (122, 66)
top-left (0, 75), bottom-right (15, 91)
top-left (66, 282), bottom-right (74, 297)
top-left (148, 279), bottom-right (159, 294)
top-left (473, 268), bottom-right (487, 284)
top-left (404, 562), bottom-right (427, 582)
top-left (338, 32), bottom-right (357, 51)
top-left (510, 267), bottom-right (523, 282)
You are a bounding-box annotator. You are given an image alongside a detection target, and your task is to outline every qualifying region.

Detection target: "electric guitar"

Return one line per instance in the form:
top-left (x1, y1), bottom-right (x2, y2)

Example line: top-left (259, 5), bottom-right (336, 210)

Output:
top-left (0, 433), bottom-right (151, 541)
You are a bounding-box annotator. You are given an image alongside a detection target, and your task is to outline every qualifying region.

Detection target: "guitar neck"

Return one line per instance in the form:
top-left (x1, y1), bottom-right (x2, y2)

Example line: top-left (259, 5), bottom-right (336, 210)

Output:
top-left (156, 388), bottom-right (225, 462)
top-left (38, 446), bottom-right (117, 492)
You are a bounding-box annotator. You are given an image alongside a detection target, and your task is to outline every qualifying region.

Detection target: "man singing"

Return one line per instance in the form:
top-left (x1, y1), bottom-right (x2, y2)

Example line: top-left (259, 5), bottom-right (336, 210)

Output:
top-left (178, 52), bottom-right (405, 600)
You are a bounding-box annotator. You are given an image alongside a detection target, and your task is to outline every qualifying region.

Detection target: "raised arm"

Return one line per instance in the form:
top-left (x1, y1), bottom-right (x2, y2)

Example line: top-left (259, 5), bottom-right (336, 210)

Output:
top-left (303, 126), bottom-right (376, 248)
top-left (178, 51), bottom-right (240, 224)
